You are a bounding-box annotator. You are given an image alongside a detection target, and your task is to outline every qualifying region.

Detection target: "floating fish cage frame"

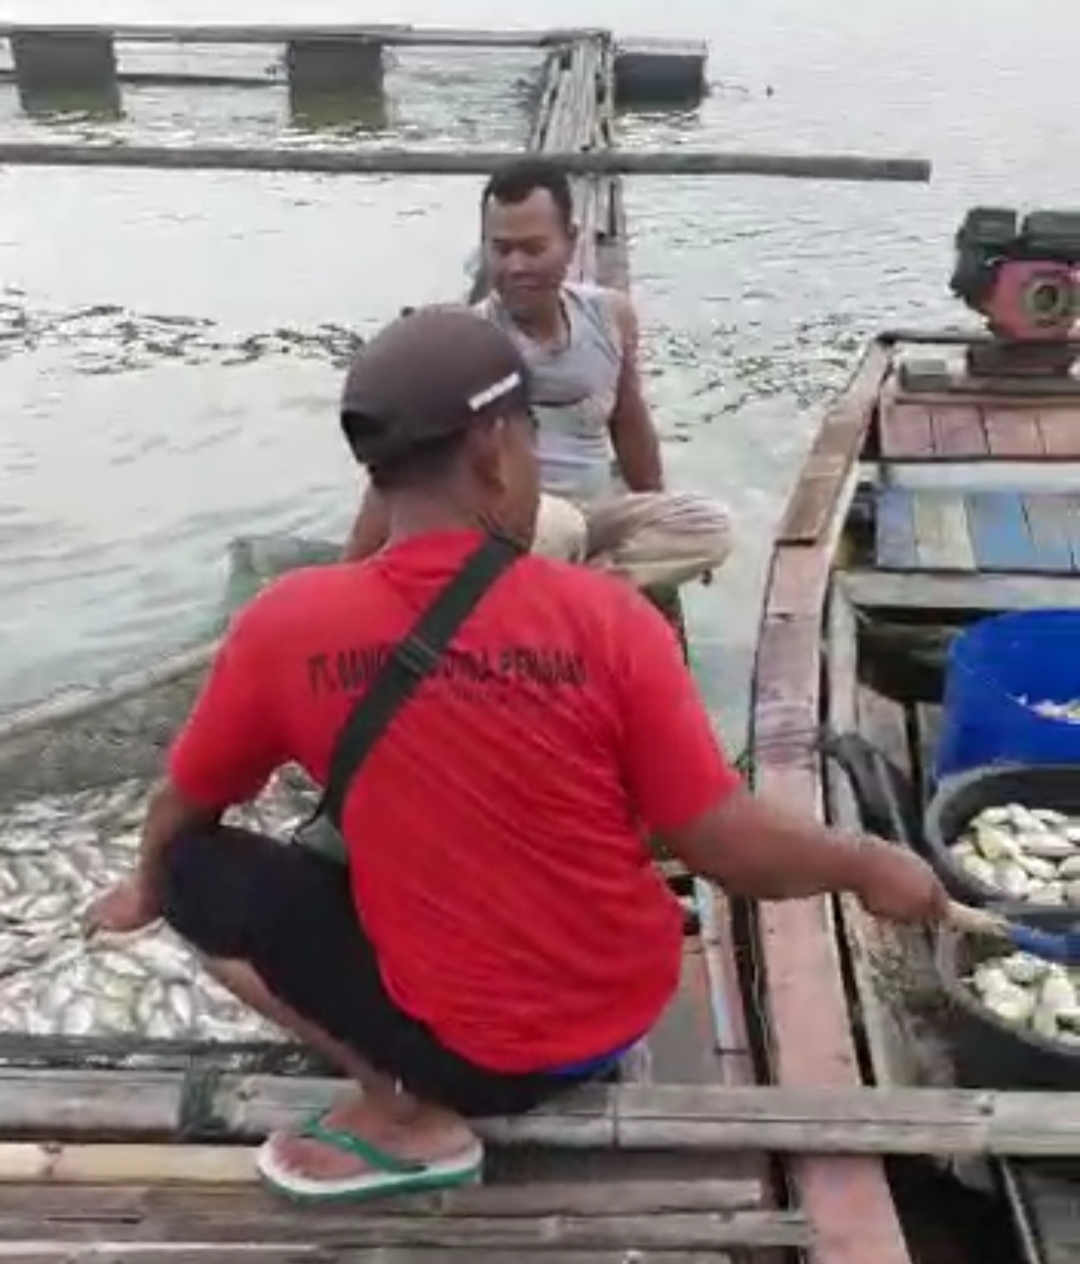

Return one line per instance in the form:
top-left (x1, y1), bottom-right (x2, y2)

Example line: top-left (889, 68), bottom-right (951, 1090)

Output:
top-left (0, 641), bottom-right (344, 1084)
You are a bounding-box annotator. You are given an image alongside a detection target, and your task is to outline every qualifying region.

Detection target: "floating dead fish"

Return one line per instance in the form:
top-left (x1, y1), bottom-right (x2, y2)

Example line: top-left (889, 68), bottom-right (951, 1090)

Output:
top-left (0, 766), bottom-right (322, 1046)
top-left (966, 951), bottom-right (1080, 1047)
top-left (949, 802), bottom-right (1080, 906)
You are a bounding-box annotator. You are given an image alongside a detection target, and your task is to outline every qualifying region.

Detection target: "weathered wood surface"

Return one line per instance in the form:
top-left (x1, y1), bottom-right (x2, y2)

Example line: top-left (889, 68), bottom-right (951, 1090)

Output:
top-left (0, 142), bottom-right (934, 182)
top-left (0, 1250), bottom-right (742, 1263)
top-left (879, 394), bottom-right (1080, 461)
top-left (875, 488), bottom-right (1080, 575)
top-left (0, 1184), bottom-right (814, 1251)
top-left (0, 22), bottom-right (603, 47)
top-left (753, 340), bottom-right (913, 1264)
top-left (777, 340), bottom-right (893, 543)
top-left (841, 569), bottom-right (1080, 611)
top-left (0, 1072), bottom-right (1073, 1155)
top-left (0, 1172), bottom-right (762, 1211)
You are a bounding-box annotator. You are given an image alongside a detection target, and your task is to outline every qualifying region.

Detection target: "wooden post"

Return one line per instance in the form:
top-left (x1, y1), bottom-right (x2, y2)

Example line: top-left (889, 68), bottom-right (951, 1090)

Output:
top-left (10, 28), bottom-right (120, 117)
top-left (285, 37), bottom-right (385, 99)
top-left (614, 38), bottom-right (708, 108)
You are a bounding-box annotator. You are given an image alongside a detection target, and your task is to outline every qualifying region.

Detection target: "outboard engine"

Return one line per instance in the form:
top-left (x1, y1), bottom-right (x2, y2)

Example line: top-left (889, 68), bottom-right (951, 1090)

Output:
top-left (950, 207), bottom-right (1080, 376)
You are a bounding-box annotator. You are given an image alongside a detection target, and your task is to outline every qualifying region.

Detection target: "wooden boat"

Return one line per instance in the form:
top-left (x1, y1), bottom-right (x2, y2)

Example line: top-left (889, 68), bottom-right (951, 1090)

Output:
top-left (749, 206), bottom-right (1080, 1264)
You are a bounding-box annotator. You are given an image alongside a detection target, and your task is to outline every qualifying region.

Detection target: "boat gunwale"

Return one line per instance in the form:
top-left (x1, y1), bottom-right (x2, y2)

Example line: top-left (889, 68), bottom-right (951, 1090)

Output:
top-left (748, 334), bottom-right (915, 1264)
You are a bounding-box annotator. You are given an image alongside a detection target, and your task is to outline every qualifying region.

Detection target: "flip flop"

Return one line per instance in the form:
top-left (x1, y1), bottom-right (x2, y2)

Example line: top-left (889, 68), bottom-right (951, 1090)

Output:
top-left (256, 1110), bottom-right (484, 1203)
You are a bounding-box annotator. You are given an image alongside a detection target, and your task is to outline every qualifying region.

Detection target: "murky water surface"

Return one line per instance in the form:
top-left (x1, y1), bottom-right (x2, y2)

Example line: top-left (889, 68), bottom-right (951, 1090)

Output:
top-left (2, 0), bottom-right (1079, 742)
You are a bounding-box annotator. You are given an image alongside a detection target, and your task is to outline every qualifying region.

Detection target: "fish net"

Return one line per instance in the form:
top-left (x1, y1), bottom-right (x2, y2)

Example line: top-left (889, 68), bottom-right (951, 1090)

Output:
top-left (0, 535), bottom-right (346, 1079)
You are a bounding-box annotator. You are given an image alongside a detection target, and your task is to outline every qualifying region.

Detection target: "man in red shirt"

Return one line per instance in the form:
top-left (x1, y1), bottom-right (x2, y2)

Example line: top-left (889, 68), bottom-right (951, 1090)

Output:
top-left (86, 305), bottom-right (949, 1205)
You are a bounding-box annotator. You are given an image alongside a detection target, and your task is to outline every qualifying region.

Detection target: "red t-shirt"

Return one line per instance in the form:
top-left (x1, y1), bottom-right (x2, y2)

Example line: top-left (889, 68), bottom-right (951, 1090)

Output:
top-left (168, 530), bottom-right (741, 1073)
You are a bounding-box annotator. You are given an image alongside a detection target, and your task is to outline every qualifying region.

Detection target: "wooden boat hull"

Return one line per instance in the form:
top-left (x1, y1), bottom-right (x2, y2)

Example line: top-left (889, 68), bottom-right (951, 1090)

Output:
top-left (750, 329), bottom-right (1080, 1264)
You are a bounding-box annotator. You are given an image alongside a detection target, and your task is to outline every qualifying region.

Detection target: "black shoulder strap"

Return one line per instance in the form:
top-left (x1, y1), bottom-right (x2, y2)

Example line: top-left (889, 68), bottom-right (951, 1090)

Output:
top-left (314, 533), bottom-right (521, 829)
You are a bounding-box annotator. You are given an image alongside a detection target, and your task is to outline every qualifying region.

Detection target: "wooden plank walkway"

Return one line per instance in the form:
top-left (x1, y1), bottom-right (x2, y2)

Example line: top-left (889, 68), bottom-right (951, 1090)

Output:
top-left (0, 1073), bottom-right (1072, 1155)
top-left (0, 1181), bottom-right (813, 1258)
top-left (875, 488), bottom-right (1080, 573)
top-left (878, 395), bottom-right (1080, 461)
top-left (0, 22), bottom-right (599, 47)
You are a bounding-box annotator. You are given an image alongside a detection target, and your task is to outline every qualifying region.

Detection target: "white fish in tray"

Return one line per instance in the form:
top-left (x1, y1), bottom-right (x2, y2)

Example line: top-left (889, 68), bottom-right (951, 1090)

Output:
top-left (966, 950), bottom-right (1080, 1048)
top-left (0, 766), bottom-right (320, 1045)
top-left (948, 802), bottom-right (1080, 906)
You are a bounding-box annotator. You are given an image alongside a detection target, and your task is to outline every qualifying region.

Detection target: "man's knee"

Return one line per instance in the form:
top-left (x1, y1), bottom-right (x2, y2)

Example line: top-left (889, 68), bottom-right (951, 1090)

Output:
top-left (530, 493), bottom-right (589, 563)
top-left (589, 491), bottom-right (734, 588)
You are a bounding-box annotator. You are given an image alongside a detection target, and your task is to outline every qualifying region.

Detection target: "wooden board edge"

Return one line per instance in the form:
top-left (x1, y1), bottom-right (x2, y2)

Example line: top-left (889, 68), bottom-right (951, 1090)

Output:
top-left (776, 341), bottom-right (894, 545)
top-left (751, 414), bottom-right (914, 1264)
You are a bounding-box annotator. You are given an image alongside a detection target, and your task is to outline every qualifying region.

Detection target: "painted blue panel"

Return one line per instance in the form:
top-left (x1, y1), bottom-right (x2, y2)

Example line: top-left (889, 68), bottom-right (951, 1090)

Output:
top-left (1021, 495), bottom-right (1078, 574)
top-left (967, 491), bottom-right (1040, 572)
top-left (875, 487), bottom-right (917, 569)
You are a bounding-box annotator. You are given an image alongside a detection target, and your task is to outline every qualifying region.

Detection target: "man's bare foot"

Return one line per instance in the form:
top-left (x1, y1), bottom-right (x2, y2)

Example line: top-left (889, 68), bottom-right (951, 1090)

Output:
top-left (267, 1092), bottom-right (477, 1183)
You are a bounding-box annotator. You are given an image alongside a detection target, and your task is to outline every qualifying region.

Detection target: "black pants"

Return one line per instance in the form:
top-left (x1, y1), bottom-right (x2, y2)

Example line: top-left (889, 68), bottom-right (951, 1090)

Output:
top-left (160, 826), bottom-right (596, 1118)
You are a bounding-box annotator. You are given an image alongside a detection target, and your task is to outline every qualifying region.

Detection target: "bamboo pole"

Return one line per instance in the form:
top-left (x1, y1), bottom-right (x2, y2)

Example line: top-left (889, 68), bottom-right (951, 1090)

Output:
top-left (0, 1142), bottom-right (255, 1184)
top-left (0, 142), bottom-right (933, 182)
top-left (0, 1071), bottom-right (1071, 1157)
top-left (0, 22), bottom-right (605, 48)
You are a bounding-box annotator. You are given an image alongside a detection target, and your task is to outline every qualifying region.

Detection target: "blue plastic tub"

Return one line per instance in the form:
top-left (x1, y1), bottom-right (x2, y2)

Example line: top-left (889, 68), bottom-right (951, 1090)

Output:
top-left (936, 609), bottom-right (1080, 780)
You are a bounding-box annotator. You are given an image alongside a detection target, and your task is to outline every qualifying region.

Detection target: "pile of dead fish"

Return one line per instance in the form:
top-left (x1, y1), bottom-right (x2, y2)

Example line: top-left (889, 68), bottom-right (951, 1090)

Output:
top-left (965, 950), bottom-right (1080, 1048)
top-left (949, 802), bottom-right (1080, 905)
top-left (0, 768), bottom-right (319, 1044)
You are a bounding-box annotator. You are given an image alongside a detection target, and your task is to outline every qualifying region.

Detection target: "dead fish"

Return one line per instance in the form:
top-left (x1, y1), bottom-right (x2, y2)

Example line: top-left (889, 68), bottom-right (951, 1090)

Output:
top-left (950, 803), bottom-right (1080, 906)
top-left (968, 953), bottom-right (1080, 1046)
top-left (0, 769), bottom-right (320, 1045)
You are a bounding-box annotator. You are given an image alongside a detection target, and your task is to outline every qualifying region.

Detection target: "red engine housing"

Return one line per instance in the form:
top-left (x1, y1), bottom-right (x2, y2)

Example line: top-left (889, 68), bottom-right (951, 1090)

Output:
top-left (977, 259), bottom-right (1079, 341)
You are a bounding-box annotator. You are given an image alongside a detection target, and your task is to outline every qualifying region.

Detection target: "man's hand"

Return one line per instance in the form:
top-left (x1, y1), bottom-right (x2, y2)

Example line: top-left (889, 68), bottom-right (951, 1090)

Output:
top-left (850, 841), bottom-right (949, 926)
top-left (83, 873), bottom-right (160, 939)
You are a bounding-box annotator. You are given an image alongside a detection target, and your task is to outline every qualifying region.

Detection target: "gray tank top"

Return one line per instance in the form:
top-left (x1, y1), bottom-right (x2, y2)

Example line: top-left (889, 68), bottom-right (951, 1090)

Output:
top-left (476, 283), bottom-right (623, 501)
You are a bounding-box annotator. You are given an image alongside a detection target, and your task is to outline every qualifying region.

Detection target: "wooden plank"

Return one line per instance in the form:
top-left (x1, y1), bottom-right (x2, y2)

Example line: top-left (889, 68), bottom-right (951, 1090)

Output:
top-left (754, 520), bottom-right (911, 1264)
top-left (879, 401), bottom-right (934, 459)
top-left (877, 461), bottom-right (1080, 495)
top-left (897, 389), bottom-right (1080, 410)
top-left (0, 142), bottom-right (933, 183)
top-left (1035, 409), bottom-right (1080, 458)
top-left (913, 703), bottom-right (942, 802)
top-left (643, 943), bottom-right (735, 1085)
top-left (1021, 494), bottom-right (1079, 573)
top-left (855, 688), bottom-right (912, 778)
top-left (0, 1251), bottom-right (733, 1263)
top-left (777, 341), bottom-right (892, 543)
top-left (695, 886), bottom-right (755, 1069)
top-left (1066, 496), bottom-right (1080, 572)
top-left (983, 409), bottom-right (1046, 458)
top-left (966, 490), bottom-right (1042, 572)
top-left (840, 569), bottom-right (1080, 611)
top-left (1009, 1167), bottom-right (1080, 1264)
top-left (930, 405), bottom-right (987, 458)
top-left (0, 1072), bottom-right (1073, 1156)
top-left (0, 22), bottom-right (589, 47)
top-left (911, 491), bottom-right (975, 571)
top-left (0, 1204), bottom-right (812, 1251)
top-left (0, 1178), bottom-right (764, 1216)
top-left (875, 488), bottom-right (918, 569)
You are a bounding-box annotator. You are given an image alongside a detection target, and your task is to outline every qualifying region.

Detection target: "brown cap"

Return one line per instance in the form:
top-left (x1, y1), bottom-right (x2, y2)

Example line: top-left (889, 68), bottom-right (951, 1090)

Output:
top-left (341, 304), bottom-right (530, 467)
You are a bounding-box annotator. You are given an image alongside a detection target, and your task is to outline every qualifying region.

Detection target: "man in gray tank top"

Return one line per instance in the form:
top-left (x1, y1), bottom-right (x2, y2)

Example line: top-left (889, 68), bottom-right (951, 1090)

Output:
top-left (342, 158), bottom-right (731, 592)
